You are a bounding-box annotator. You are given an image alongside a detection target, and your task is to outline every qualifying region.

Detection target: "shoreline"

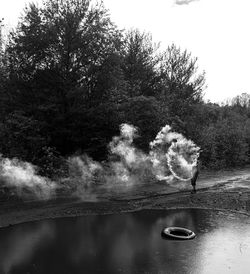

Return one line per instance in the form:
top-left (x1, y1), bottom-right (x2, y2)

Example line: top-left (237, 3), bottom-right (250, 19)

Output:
top-left (0, 185), bottom-right (249, 228)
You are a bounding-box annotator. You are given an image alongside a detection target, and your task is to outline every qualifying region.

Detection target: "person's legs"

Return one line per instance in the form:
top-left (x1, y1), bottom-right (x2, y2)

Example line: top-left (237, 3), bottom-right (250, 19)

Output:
top-left (191, 179), bottom-right (196, 194)
top-left (191, 185), bottom-right (196, 193)
top-left (191, 170), bottom-right (199, 194)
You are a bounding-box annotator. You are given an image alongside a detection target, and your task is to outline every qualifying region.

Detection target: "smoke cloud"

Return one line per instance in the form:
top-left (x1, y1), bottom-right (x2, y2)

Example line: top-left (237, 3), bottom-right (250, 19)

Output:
top-left (150, 125), bottom-right (200, 181)
top-left (0, 123), bottom-right (200, 201)
top-left (108, 124), bottom-right (149, 185)
top-left (67, 155), bottom-right (103, 201)
top-left (109, 124), bottom-right (140, 168)
top-left (0, 156), bottom-right (56, 199)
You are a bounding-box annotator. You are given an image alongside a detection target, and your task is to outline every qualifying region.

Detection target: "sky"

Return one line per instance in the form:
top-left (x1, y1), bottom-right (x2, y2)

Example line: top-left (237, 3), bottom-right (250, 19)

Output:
top-left (1, 0), bottom-right (250, 103)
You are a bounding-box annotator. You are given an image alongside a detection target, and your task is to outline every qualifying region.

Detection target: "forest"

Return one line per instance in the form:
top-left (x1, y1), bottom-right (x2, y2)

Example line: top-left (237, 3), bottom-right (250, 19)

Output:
top-left (0, 0), bottom-right (250, 178)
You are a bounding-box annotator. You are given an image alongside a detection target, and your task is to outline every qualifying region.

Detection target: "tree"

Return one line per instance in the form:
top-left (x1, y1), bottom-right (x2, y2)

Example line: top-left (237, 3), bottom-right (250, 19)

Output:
top-left (0, 18), bottom-right (8, 119)
top-left (88, 52), bottom-right (128, 105)
top-left (200, 117), bottom-right (248, 168)
top-left (5, 0), bottom-right (122, 154)
top-left (158, 44), bottom-right (206, 118)
top-left (227, 93), bottom-right (250, 116)
top-left (230, 93), bottom-right (250, 108)
top-left (122, 29), bottom-right (160, 97)
top-left (0, 112), bottom-right (47, 161)
top-left (0, 18), bottom-right (3, 54)
top-left (118, 96), bottom-right (168, 151)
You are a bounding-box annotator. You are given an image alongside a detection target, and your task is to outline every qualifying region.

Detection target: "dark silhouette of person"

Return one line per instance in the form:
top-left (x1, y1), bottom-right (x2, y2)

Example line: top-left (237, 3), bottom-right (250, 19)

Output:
top-left (191, 160), bottom-right (200, 194)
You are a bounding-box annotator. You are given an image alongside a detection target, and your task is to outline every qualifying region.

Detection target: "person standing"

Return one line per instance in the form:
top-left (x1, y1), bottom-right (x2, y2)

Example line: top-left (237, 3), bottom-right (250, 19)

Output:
top-left (191, 160), bottom-right (200, 194)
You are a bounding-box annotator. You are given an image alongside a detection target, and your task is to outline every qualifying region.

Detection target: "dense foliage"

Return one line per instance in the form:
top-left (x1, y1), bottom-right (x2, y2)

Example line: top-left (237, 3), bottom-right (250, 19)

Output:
top-left (0, 0), bottom-right (249, 176)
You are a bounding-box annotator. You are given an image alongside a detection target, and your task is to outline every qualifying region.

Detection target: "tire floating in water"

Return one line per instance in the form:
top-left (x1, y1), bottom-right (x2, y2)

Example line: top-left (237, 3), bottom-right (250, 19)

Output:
top-left (161, 227), bottom-right (196, 240)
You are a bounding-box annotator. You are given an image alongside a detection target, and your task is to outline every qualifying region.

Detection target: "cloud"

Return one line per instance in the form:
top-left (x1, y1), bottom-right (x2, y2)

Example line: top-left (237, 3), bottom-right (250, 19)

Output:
top-left (174, 0), bottom-right (199, 5)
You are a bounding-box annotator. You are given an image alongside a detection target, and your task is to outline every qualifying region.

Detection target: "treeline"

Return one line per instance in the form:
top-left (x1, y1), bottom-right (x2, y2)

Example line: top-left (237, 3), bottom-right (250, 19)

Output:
top-left (0, 0), bottom-right (249, 176)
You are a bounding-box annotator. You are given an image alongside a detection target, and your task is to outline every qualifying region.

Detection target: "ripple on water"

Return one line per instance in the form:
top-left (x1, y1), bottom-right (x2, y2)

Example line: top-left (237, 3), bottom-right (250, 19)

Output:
top-left (0, 208), bottom-right (249, 274)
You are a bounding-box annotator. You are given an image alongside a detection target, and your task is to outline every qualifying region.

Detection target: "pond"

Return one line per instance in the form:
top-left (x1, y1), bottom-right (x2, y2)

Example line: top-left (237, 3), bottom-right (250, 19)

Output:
top-left (0, 208), bottom-right (250, 274)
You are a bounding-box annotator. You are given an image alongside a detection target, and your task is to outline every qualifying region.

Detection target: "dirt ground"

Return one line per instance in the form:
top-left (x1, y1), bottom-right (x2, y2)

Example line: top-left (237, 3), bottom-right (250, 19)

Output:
top-left (0, 168), bottom-right (250, 228)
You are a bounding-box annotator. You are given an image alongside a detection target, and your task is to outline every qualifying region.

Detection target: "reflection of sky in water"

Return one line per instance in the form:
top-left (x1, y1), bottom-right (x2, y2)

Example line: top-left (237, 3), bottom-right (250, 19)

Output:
top-left (196, 214), bottom-right (250, 274)
top-left (0, 209), bottom-right (249, 274)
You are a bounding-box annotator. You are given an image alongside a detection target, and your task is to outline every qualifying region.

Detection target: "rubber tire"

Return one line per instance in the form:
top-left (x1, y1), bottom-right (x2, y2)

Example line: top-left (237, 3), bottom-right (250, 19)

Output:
top-left (161, 226), bottom-right (196, 240)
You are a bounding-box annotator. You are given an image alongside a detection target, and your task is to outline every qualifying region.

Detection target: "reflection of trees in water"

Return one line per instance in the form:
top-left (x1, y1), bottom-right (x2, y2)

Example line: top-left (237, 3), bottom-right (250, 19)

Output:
top-left (0, 221), bottom-right (55, 274)
top-left (0, 209), bottom-right (212, 273)
top-left (65, 210), bottom-right (199, 273)
top-left (67, 216), bottom-right (100, 264)
top-left (149, 210), bottom-right (196, 273)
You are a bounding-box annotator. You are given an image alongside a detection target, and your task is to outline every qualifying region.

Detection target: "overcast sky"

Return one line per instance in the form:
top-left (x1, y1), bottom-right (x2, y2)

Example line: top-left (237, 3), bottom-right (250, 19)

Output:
top-left (1, 0), bottom-right (250, 103)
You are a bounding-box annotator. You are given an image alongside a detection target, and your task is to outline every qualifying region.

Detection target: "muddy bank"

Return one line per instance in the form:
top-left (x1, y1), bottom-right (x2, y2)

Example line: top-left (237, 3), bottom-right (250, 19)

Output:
top-left (0, 184), bottom-right (249, 228)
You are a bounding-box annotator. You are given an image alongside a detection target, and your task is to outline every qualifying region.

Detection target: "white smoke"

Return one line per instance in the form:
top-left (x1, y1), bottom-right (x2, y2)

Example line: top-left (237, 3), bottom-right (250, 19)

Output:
top-left (167, 139), bottom-right (200, 180)
top-left (67, 155), bottom-right (103, 201)
top-left (108, 124), bottom-right (150, 186)
top-left (109, 124), bottom-right (146, 168)
top-left (0, 123), bottom-right (201, 201)
top-left (150, 125), bottom-right (200, 181)
top-left (66, 123), bottom-right (200, 197)
top-left (0, 156), bottom-right (56, 199)
top-left (150, 125), bottom-right (183, 148)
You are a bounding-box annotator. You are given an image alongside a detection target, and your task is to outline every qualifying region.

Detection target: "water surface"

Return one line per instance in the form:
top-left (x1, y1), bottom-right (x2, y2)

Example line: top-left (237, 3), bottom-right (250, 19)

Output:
top-left (0, 209), bottom-right (250, 274)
